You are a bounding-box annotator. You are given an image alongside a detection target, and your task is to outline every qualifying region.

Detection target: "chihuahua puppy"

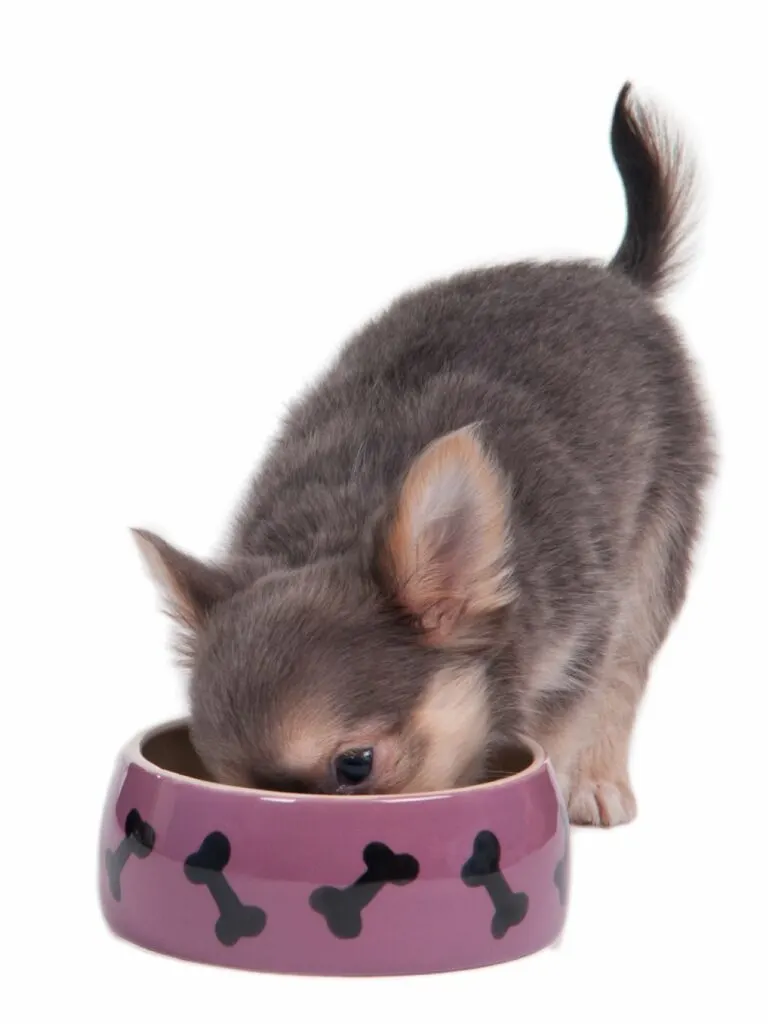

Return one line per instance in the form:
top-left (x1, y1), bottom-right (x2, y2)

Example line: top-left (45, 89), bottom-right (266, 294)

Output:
top-left (135, 84), bottom-right (713, 825)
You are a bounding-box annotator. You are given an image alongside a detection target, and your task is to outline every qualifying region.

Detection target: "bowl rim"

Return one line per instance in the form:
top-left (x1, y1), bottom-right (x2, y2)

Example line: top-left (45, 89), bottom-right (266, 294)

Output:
top-left (125, 717), bottom-right (549, 804)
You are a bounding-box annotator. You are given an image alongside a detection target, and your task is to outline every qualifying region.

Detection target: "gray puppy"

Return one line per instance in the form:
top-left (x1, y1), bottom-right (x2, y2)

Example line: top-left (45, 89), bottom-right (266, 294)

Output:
top-left (135, 84), bottom-right (713, 825)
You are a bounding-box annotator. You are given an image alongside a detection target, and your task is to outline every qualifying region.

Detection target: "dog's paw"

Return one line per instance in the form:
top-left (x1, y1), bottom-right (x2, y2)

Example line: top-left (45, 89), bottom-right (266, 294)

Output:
top-left (568, 777), bottom-right (637, 827)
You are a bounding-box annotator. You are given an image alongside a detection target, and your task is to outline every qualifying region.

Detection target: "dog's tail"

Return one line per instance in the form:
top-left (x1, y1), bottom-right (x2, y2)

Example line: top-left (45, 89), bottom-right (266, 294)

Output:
top-left (609, 82), bottom-right (696, 295)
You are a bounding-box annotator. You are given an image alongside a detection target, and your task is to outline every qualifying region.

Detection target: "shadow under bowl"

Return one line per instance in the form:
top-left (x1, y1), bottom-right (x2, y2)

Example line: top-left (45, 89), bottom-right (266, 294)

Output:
top-left (99, 719), bottom-right (569, 976)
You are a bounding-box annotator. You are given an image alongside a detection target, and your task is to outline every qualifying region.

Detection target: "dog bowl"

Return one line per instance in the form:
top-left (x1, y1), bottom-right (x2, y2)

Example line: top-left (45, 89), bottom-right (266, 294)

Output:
top-left (99, 719), bottom-right (569, 976)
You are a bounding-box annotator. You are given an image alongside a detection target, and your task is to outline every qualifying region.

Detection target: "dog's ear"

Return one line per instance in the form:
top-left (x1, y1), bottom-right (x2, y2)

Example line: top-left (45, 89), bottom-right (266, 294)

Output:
top-left (132, 529), bottom-right (237, 635)
top-left (378, 426), bottom-right (515, 645)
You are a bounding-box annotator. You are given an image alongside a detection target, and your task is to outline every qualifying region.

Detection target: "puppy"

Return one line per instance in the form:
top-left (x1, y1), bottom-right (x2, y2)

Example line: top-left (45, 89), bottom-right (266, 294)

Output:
top-left (135, 84), bottom-right (714, 825)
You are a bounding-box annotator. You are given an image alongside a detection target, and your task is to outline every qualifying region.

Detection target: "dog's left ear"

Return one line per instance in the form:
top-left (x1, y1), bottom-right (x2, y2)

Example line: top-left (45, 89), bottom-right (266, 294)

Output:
top-left (378, 426), bottom-right (515, 645)
top-left (132, 529), bottom-right (237, 633)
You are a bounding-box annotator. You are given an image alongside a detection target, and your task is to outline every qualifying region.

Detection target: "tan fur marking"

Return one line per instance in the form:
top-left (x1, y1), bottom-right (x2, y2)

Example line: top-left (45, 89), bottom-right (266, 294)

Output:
top-left (405, 664), bottom-right (491, 791)
top-left (542, 673), bottom-right (639, 827)
top-left (133, 529), bottom-right (200, 631)
top-left (277, 700), bottom-right (345, 777)
top-left (524, 631), bottom-right (584, 705)
top-left (215, 764), bottom-right (252, 788)
top-left (387, 427), bottom-right (513, 641)
top-left (533, 512), bottom-right (678, 827)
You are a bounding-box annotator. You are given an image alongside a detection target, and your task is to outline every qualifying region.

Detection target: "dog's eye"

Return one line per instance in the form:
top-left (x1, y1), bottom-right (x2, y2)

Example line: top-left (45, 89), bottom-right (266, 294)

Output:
top-left (333, 748), bottom-right (374, 787)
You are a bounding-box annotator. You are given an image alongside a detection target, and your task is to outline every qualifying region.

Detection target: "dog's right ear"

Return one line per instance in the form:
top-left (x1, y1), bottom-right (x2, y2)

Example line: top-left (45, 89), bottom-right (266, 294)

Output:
top-left (376, 426), bottom-right (515, 646)
top-left (131, 529), bottom-right (237, 634)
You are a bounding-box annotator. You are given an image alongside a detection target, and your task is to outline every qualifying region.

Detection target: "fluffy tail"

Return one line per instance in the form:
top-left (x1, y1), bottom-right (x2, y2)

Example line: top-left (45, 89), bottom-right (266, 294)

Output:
top-left (609, 82), bottom-right (696, 294)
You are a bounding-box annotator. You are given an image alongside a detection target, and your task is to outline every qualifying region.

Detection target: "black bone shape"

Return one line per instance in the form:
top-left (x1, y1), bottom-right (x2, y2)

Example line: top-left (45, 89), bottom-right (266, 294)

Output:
top-left (554, 854), bottom-right (568, 905)
top-left (184, 832), bottom-right (267, 946)
top-left (554, 803), bottom-right (569, 905)
top-left (105, 808), bottom-right (156, 901)
top-left (461, 830), bottom-right (529, 938)
top-left (310, 841), bottom-right (419, 938)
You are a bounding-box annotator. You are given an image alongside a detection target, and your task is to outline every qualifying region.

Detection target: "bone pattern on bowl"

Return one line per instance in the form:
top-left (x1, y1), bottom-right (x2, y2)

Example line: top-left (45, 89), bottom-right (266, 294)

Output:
top-left (553, 800), bottom-right (570, 906)
top-left (184, 832), bottom-right (268, 946)
top-left (99, 722), bottom-right (568, 975)
top-left (104, 813), bottom-right (559, 947)
top-left (309, 841), bottom-right (420, 939)
top-left (104, 809), bottom-right (155, 902)
top-left (461, 830), bottom-right (529, 938)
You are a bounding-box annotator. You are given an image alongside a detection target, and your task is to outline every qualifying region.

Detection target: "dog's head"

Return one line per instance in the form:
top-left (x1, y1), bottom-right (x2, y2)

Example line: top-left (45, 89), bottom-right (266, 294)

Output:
top-left (135, 427), bottom-right (516, 794)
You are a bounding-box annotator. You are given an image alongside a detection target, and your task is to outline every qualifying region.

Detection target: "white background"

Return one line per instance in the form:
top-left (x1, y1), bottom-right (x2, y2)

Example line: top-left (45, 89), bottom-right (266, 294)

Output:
top-left (2, 2), bottom-right (766, 1021)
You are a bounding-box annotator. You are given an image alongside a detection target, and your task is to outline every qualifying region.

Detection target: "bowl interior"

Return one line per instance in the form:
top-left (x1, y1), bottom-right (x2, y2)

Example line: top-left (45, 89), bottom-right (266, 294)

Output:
top-left (142, 723), bottom-right (214, 781)
top-left (140, 722), bottom-right (539, 795)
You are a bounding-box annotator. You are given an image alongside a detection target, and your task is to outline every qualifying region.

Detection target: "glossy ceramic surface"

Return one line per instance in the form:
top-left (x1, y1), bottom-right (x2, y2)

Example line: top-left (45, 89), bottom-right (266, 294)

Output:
top-left (99, 719), bottom-right (569, 976)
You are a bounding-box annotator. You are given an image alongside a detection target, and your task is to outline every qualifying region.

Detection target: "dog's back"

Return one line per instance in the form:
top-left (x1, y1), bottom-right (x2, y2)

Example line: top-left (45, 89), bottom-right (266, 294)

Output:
top-left (232, 86), bottom-right (711, 614)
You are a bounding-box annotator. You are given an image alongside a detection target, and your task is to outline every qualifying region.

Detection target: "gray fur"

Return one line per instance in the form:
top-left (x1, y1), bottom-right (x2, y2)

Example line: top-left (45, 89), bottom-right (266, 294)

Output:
top-left (135, 84), bottom-right (714, 801)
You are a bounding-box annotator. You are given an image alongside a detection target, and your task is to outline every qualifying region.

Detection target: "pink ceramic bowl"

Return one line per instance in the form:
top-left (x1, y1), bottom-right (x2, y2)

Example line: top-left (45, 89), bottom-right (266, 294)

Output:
top-left (99, 719), bottom-right (569, 976)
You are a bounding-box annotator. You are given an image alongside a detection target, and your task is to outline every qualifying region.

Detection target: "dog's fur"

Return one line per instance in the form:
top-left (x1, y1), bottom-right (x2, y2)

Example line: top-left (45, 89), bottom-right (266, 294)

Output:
top-left (135, 84), bottom-right (714, 825)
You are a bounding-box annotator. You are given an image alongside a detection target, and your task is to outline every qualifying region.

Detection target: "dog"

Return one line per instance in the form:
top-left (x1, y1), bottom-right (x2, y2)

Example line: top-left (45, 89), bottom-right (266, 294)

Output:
top-left (134, 84), bottom-right (714, 825)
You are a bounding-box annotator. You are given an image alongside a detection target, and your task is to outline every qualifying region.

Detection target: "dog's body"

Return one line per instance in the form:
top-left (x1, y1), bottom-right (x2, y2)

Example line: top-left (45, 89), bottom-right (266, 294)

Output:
top-left (136, 85), bottom-right (713, 825)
